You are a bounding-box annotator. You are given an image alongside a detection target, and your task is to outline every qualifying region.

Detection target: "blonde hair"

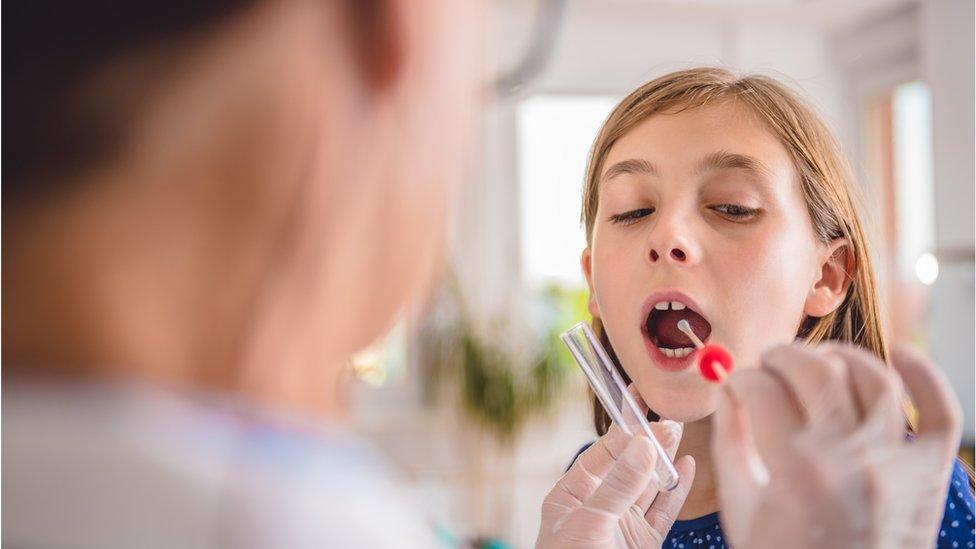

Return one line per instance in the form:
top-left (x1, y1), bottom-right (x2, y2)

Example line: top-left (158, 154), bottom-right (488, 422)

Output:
top-left (583, 67), bottom-right (889, 433)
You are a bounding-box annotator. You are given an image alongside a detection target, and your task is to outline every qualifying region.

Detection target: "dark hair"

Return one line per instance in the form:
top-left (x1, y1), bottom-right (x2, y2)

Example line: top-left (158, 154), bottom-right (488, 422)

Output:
top-left (3, 2), bottom-right (251, 198)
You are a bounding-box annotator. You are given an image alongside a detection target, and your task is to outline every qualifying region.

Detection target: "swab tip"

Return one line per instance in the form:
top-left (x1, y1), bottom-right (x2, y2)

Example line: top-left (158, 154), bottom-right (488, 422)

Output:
top-left (676, 318), bottom-right (705, 349)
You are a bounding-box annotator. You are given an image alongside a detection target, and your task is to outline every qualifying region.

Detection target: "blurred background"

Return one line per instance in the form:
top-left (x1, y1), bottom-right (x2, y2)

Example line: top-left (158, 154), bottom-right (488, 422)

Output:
top-left (350, 0), bottom-right (975, 545)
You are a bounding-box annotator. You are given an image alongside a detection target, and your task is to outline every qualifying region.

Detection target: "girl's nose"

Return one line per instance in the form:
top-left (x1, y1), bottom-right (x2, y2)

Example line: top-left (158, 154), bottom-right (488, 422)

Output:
top-left (646, 203), bottom-right (701, 266)
top-left (649, 246), bottom-right (689, 263)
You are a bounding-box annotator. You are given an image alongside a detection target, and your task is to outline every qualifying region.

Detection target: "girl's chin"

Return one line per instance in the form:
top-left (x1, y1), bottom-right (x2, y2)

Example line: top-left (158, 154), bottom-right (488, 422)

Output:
top-left (642, 388), bottom-right (717, 423)
top-left (655, 407), bottom-right (715, 423)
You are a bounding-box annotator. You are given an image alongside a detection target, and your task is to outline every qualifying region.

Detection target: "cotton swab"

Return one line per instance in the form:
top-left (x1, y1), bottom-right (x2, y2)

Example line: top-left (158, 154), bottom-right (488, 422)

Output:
top-left (677, 319), bottom-right (734, 383)
top-left (676, 319), bottom-right (705, 348)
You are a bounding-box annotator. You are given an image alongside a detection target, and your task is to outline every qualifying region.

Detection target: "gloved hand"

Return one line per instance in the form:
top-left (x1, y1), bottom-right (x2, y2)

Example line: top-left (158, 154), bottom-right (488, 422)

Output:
top-left (536, 389), bottom-right (696, 548)
top-left (713, 343), bottom-right (963, 549)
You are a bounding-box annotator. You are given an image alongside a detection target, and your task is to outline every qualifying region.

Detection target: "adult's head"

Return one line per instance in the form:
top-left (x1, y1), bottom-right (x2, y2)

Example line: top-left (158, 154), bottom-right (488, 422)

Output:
top-left (3, 1), bottom-right (482, 413)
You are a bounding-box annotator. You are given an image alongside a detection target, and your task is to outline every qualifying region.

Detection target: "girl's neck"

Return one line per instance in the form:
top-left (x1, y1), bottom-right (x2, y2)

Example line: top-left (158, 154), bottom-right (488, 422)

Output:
top-left (675, 415), bottom-right (719, 520)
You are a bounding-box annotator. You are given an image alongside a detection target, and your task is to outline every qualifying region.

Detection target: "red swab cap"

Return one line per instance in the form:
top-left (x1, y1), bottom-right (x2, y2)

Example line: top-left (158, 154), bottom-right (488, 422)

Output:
top-left (698, 343), bottom-right (734, 383)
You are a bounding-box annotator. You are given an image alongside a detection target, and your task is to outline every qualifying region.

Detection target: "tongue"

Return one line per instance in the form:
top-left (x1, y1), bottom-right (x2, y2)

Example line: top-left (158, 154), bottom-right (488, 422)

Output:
top-left (652, 309), bottom-right (712, 348)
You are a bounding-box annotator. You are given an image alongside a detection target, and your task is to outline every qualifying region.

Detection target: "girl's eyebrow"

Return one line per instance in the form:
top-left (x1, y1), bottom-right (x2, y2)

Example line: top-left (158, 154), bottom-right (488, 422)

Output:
top-left (602, 158), bottom-right (658, 182)
top-left (602, 151), bottom-right (774, 184)
top-left (696, 150), bottom-right (774, 180)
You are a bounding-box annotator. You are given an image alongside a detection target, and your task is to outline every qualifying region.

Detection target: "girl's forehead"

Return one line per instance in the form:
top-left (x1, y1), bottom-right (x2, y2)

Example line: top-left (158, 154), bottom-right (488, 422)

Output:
top-left (603, 101), bottom-right (795, 179)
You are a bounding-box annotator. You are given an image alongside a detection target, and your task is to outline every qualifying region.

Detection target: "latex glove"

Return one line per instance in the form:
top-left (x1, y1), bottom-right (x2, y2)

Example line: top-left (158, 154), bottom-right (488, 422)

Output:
top-left (713, 343), bottom-right (963, 549)
top-left (537, 389), bottom-right (696, 548)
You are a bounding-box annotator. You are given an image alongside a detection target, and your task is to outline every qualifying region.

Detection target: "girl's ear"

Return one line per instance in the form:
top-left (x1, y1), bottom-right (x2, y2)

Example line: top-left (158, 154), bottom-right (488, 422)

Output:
top-left (804, 238), bottom-right (854, 317)
top-left (581, 247), bottom-right (601, 318)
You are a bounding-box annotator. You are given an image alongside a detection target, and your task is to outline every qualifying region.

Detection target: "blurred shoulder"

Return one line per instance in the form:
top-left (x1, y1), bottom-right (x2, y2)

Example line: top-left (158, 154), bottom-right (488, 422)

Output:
top-left (3, 381), bottom-right (437, 549)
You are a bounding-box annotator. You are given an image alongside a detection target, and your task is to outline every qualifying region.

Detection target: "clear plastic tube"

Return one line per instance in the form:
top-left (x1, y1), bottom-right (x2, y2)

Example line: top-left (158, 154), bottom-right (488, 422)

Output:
top-left (561, 321), bottom-right (680, 491)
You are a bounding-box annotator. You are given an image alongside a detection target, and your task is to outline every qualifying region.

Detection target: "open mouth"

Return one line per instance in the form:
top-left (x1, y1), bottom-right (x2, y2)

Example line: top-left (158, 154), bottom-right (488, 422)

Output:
top-left (644, 299), bottom-right (712, 358)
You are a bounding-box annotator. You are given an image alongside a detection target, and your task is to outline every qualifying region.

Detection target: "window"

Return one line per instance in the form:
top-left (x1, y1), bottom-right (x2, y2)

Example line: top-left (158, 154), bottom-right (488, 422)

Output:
top-left (891, 81), bottom-right (936, 285)
top-left (865, 80), bottom-right (937, 344)
top-left (516, 95), bottom-right (617, 288)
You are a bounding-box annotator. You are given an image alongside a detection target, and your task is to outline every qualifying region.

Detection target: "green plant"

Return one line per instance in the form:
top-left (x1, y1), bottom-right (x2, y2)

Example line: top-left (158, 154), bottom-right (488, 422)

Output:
top-left (418, 274), bottom-right (588, 441)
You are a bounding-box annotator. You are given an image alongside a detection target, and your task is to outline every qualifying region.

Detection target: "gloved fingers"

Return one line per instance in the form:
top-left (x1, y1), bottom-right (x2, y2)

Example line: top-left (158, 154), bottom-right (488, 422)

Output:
top-left (883, 447), bottom-right (957, 545)
top-left (810, 343), bottom-right (905, 449)
top-left (713, 382), bottom-right (770, 489)
top-left (635, 419), bottom-right (683, 511)
top-left (889, 344), bottom-right (962, 459)
top-left (712, 380), bottom-right (770, 546)
top-left (644, 454), bottom-right (696, 533)
top-left (550, 421), bottom-right (632, 507)
top-left (619, 507), bottom-right (666, 547)
top-left (660, 419), bottom-right (683, 461)
top-left (760, 344), bottom-right (861, 435)
top-left (574, 435), bottom-right (659, 522)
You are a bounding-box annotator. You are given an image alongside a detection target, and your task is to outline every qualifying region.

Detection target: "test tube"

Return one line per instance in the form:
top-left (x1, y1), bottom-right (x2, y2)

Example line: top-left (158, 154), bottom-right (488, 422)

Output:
top-left (561, 321), bottom-right (680, 491)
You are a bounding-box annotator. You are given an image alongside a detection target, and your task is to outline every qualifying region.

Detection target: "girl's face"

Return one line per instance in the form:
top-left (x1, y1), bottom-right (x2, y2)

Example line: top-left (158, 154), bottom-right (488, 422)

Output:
top-left (583, 101), bottom-right (844, 422)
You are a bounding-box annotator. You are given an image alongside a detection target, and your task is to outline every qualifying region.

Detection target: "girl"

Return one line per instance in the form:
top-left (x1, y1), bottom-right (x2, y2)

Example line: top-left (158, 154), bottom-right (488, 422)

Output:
top-left (537, 68), bottom-right (975, 548)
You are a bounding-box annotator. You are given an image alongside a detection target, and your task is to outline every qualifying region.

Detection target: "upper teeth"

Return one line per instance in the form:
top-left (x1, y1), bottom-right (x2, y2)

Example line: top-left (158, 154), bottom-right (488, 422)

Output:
top-left (654, 301), bottom-right (687, 311)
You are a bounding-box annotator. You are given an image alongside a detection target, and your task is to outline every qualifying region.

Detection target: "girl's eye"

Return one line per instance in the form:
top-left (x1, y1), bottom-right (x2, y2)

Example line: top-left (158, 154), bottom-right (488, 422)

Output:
top-left (608, 208), bottom-right (654, 225)
top-left (711, 203), bottom-right (760, 221)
